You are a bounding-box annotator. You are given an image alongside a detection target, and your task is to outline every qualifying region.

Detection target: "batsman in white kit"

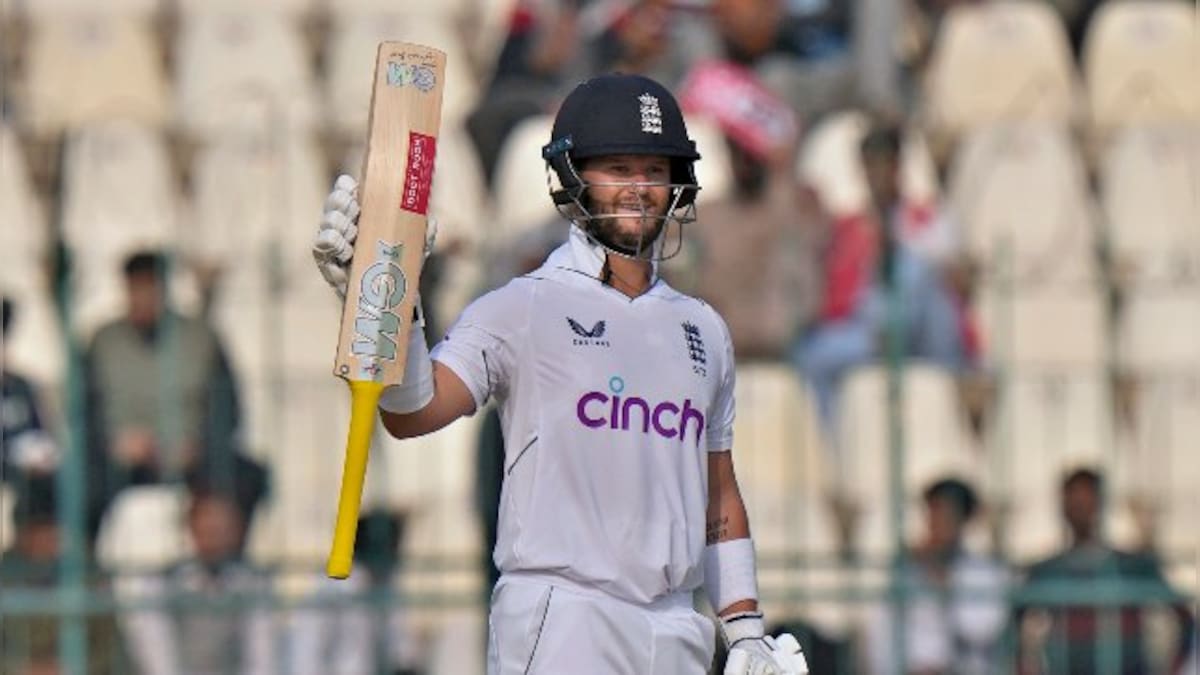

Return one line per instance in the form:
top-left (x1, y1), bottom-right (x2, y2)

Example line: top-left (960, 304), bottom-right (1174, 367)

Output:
top-left (313, 73), bottom-right (809, 675)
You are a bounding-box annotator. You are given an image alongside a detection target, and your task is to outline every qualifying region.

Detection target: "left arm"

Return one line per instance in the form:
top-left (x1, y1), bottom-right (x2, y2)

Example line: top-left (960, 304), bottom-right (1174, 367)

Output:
top-left (705, 450), bottom-right (810, 675)
top-left (706, 450), bottom-right (757, 618)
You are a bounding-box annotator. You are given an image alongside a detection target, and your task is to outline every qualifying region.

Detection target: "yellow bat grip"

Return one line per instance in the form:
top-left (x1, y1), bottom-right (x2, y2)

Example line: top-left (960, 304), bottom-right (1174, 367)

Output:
top-left (327, 379), bottom-right (386, 579)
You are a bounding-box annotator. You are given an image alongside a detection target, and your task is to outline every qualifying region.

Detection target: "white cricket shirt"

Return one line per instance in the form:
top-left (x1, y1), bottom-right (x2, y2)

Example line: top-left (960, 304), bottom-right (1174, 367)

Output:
top-left (431, 225), bottom-right (737, 605)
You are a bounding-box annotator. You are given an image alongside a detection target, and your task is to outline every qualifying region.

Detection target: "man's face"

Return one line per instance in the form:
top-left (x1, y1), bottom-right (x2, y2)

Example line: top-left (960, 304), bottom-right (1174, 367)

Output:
top-left (861, 151), bottom-right (901, 209)
top-left (1063, 480), bottom-right (1100, 539)
top-left (579, 154), bottom-right (673, 255)
top-left (925, 495), bottom-right (965, 552)
top-left (125, 272), bottom-right (164, 329)
top-left (188, 496), bottom-right (244, 565)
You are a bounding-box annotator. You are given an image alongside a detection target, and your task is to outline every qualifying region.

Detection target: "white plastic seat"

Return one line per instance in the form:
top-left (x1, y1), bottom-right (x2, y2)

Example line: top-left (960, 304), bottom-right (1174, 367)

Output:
top-left (19, 15), bottom-right (170, 137)
top-left (96, 485), bottom-right (191, 572)
top-left (175, 12), bottom-right (319, 139)
top-left (59, 121), bottom-right (196, 335)
top-left (949, 122), bottom-right (1098, 286)
top-left (22, 0), bottom-right (157, 18)
top-left (0, 124), bottom-right (47, 270)
top-left (1083, 0), bottom-right (1200, 139)
top-left (1118, 290), bottom-right (1200, 371)
top-left (1121, 373), bottom-right (1200, 561)
top-left (987, 371), bottom-right (1118, 563)
top-left (1101, 124), bottom-right (1200, 286)
top-left (324, 12), bottom-right (480, 136)
top-left (975, 284), bottom-right (1107, 370)
top-left (176, 0), bottom-right (317, 17)
top-left (731, 364), bottom-right (850, 633)
top-left (188, 132), bottom-right (326, 300)
top-left (799, 110), bottom-right (940, 217)
top-left (837, 365), bottom-right (979, 559)
top-left (0, 124), bottom-right (62, 385)
top-left (0, 483), bottom-right (14, 553)
top-left (924, 0), bottom-right (1081, 144)
top-left (685, 115), bottom-right (733, 205)
top-left (491, 114), bottom-right (561, 247)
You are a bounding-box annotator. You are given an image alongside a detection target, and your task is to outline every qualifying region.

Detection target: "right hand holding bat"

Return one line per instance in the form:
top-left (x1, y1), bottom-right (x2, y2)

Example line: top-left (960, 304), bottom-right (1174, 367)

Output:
top-left (313, 174), bottom-right (361, 299)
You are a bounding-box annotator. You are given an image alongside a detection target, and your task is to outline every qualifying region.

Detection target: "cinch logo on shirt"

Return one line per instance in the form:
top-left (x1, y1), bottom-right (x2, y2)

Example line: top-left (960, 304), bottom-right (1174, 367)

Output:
top-left (575, 376), bottom-right (705, 442)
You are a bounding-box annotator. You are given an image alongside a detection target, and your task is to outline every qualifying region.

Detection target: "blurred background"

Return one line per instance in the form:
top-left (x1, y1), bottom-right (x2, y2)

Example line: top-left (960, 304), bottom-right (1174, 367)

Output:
top-left (0, 0), bottom-right (1196, 673)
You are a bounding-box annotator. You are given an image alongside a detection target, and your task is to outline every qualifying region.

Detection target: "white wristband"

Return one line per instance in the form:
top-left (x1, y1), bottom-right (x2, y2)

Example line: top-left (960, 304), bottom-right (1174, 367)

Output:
top-left (704, 537), bottom-right (759, 616)
top-left (378, 304), bottom-right (435, 414)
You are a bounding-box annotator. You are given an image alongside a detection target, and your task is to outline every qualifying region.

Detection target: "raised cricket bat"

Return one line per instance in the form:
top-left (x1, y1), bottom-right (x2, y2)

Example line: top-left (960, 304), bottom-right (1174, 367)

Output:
top-left (327, 42), bottom-right (446, 579)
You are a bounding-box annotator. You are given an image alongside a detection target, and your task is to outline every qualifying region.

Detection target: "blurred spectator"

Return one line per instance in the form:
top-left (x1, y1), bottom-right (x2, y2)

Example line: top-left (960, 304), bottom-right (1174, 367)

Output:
top-left (470, 0), bottom-right (700, 184)
top-left (792, 122), bottom-right (973, 432)
top-left (677, 136), bottom-right (823, 361)
top-left (1, 296), bottom-right (60, 481)
top-left (468, 0), bottom-right (585, 184)
top-left (285, 510), bottom-right (421, 675)
top-left (865, 477), bottom-right (1010, 675)
top-left (0, 477), bottom-right (130, 674)
top-left (82, 250), bottom-right (267, 550)
top-left (695, 0), bottom-right (855, 119)
top-left (121, 486), bottom-right (276, 675)
top-left (1016, 468), bottom-right (1196, 675)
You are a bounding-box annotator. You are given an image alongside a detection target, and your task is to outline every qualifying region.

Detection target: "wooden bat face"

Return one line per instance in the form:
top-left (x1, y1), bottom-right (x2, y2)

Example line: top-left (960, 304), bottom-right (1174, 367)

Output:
top-left (333, 43), bottom-right (445, 386)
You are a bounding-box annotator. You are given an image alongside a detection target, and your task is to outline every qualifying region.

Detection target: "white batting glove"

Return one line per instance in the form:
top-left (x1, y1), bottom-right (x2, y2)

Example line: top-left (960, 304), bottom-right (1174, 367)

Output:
top-left (722, 612), bottom-right (809, 675)
top-left (312, 174), bottom-right (438, 300)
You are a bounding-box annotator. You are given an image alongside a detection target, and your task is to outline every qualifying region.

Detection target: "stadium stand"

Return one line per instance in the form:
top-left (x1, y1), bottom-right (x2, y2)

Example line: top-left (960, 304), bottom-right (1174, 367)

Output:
top-left (1083, 0), bottom-right (1200, 141)
top-left (923, 0), bottom-right (1081, 149)
top-left (174, 11), bottom-right (319, 139)
top-left (17, 13), bottom-right (170, 137)
top-left (59, 120), bottom-right (197, 335)
top-left (798, 109), bottom-right (940, 217)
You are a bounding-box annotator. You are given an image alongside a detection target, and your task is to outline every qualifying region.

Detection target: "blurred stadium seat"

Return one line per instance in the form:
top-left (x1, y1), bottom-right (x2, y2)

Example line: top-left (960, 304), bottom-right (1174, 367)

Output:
top-left (976, 284), bottom-right (1108, 369)
top-left (188, 132), bottom-right (326, 298)
top-left (731, 364), bottom-right (850, 636)
top-left (986, 371), bottom-right (1123, 562)
top-left (949, 121), bottom-right (1098, 286)
top-left (324, 12), bottom-right (480, 136)
top-left (20, 0), bottom-right (157, 18)
top-left (684, 115), bottom-right (734, 205)
top-left (0, 123), bottom-right (63, 386)
top-left (96, 485), bottom-right (191, 571)
top-left (59, 120), bottom-right (197, 335)
top-left (176, 0), bottom-right (317, 17)
top-left (175, 11), bottom-right (319, 139)
top-left (0, 483), bottom-right (13, 553)
top-left (1118, 290), bottom-right (1200, 372)
top-left (492, 114), bottom-right (560, 243)
top-left (837, 365), bottom-right (980, 558)
top-left (18, 14), bottom-right (170, 137)
top-left (923, 0), bottom-right (1080, 147)
top-left (1083, 0), bottom-right (1200, 140)
top-left (799, 109), bottom-right (940, 217)
top-left (1101, 124), bottom-right (1200, 286)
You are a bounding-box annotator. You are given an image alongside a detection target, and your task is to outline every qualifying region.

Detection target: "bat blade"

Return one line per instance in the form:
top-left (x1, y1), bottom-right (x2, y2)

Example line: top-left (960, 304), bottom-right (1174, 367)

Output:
top-left (328, 42), bottom-right (446, 580)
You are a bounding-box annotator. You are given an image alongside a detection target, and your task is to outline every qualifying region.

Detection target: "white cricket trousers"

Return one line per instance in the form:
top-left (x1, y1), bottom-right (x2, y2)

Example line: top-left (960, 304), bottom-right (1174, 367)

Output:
top-left (486, 575), bottom-right (716, 675)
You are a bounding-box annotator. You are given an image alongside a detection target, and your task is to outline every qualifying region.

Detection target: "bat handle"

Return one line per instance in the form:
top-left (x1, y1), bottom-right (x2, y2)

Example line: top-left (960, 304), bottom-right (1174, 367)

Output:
top-left (327, 379), bottom-right (386, 579)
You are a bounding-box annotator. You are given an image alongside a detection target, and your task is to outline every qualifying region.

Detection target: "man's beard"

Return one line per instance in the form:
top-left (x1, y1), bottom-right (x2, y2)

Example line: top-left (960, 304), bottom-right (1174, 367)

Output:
top-left (583, 197), bottom-right (667, 257)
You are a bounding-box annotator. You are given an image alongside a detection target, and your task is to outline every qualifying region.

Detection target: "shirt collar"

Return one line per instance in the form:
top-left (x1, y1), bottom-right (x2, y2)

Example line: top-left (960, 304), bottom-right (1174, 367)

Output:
top-left (544, 224), bottom-right (661, 289)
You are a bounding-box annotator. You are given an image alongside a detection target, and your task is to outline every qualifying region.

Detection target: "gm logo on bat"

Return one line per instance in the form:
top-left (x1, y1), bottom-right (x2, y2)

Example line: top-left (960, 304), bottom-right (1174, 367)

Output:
top-left (351, 240), bottom-right (407, 380)
top-left (387, 61), bottom-right (437, 92)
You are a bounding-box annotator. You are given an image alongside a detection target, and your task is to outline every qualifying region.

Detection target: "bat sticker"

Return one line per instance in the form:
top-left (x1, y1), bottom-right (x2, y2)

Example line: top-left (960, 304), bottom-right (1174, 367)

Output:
top-left (387, 62), bottom-right (438, 92)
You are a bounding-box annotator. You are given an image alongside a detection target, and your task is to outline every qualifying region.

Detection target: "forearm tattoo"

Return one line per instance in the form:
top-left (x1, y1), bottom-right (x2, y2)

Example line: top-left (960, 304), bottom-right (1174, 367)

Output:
top-left (706, 515), bottom-right (729, 545)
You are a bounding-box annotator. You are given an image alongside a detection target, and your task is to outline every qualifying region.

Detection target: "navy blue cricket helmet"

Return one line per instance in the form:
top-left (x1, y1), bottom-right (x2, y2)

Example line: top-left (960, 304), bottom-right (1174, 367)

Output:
top-left (542, 73), bottom-right (702, 209)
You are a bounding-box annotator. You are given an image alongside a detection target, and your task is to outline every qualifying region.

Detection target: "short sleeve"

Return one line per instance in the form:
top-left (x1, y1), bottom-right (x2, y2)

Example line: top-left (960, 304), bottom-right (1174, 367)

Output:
top-left (430, 283), bottom-right (526, 411)
top-left (705, 310), bottom-right (736, 452)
